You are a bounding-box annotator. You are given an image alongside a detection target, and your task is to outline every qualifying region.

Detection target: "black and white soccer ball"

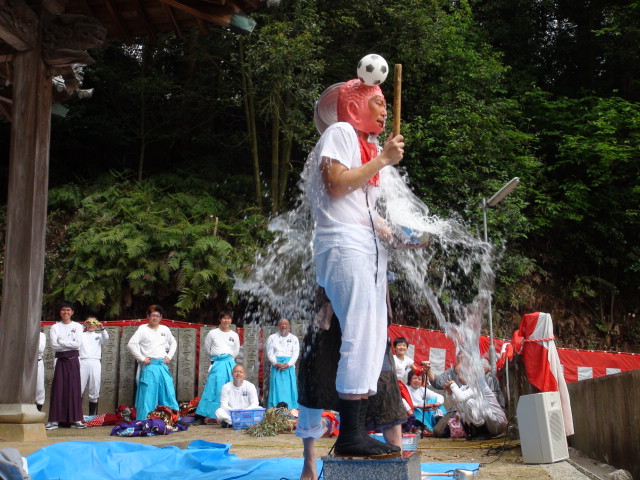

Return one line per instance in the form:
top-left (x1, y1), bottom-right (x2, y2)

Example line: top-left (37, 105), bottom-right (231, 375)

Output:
top-left (357, 54), bottom-right (389, 86)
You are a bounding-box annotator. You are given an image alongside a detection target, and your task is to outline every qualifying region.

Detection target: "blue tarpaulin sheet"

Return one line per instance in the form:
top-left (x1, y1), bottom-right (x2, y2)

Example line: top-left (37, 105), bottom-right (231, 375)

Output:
top-left (26, 440), bottom-right (479, 480)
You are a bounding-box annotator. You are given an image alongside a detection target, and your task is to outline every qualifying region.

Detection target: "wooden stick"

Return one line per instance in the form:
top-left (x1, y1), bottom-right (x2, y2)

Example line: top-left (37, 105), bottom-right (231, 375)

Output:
top-left (392, 63), bottom-right (402, 137)
top-left (421, 473), bottom-right (453, 477)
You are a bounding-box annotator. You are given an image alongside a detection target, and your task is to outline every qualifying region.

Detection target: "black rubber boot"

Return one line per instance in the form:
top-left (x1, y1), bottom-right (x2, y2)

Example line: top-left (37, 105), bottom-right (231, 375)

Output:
top-left (89, 402), bottom-right (98, 416)
top-left (334, 399), bottom-right (399, 456)
top-left (36, 404), bottom-right (42, 412)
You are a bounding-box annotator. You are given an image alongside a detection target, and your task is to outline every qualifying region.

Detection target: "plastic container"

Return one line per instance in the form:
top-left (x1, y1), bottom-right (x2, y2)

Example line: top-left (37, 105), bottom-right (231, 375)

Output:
top-left (229, 408), bottom-right (265, 430)
top-left (369, 432), bottom-right (418, 451)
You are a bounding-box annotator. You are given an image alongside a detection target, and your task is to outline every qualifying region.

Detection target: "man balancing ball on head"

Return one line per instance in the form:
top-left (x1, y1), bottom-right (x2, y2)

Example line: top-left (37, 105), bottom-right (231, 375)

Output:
top-left (298, 54), bottom-right (409, 467)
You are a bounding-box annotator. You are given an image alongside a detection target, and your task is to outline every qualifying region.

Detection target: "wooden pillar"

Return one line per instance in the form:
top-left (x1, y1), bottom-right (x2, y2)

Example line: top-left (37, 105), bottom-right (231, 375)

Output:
top-left (0, 44), bottom-right (51, 441)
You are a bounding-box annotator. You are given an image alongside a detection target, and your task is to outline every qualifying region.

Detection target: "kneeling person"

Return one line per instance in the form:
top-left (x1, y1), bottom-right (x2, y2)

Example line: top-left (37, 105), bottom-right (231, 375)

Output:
top-left (215, 364), bottom-right (260, 428)
top-left (444, 374), bottom-right (507, 440)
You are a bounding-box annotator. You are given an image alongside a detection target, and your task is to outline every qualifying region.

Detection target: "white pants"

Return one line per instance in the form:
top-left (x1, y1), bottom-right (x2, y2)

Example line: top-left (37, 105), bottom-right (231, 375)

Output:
top-left (80, 358), bottom-right (102, 402)
top-left (36, 359), bottom-right (45, 405)
top-left (295, 406), bottom-right (324, 439)
top-left (316, 247), bottom-right (388, 395)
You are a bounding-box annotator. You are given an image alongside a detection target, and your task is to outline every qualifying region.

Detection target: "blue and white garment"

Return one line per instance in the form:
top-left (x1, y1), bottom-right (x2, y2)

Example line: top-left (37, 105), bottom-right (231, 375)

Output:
top-left (196, 353), bottom-right (236, 418)
top-left (406, 385), bottom-right (446, 430)
top-left (135, 359), bottom-right (179, 420)
top-left (266, 332), bottom-right (300, 408)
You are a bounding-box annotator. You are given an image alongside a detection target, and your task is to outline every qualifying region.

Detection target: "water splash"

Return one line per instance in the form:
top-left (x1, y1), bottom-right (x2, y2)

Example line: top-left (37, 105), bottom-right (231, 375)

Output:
top-left (235, 157), bottom-right (497, 419)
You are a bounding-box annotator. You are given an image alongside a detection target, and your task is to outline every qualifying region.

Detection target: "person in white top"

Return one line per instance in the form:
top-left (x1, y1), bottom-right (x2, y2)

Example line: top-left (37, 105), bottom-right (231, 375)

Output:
top-left (79, 316), bottom-right (109, 415)
top-left (403, 369), bottom-right (446, 431)
top-left (392, 337), bottom-right (428, 383)
top-left (298, 75), bottom-right (407, 465)
top-left (127, 305), bottom-right (179, 420)
top-left (196, 310), bottom-right (240, 419)
top-left (266, 318), bottom-right (300, 408)
top-left (444, 373), bottom-right (507, 439)
top-left (215, 364), bottom-right (260, 428)
top-left (36, 331), bottom-right (46, 411)
top-left (46, 301), bottom-right (86, 430)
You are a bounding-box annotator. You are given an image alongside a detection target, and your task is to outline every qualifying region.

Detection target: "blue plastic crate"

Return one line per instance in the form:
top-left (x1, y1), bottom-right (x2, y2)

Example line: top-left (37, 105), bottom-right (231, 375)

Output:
top-left (230, 408), bottom-right (265, 430)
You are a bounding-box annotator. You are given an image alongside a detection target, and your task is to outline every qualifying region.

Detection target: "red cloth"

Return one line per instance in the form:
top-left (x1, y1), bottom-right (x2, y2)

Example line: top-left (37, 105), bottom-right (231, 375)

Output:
top-left (398, 380), bottom-right (413, 411)
top-left (357, 137), bottom-right (380, 186)
top-left (517, 312), bottom-right (558, 392)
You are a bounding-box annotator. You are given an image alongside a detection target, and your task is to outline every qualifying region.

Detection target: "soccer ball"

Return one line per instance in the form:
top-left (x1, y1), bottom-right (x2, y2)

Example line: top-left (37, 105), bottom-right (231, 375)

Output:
top-left (357, 54), bottom-right (389, 86)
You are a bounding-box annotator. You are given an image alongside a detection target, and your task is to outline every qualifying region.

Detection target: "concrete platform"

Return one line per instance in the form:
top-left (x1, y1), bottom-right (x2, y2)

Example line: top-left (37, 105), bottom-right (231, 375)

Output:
top-left (322, 451), bottom-right (421, 480)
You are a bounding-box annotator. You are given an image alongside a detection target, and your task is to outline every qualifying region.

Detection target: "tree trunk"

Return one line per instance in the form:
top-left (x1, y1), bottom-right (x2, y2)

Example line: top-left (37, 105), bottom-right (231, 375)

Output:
top-left (277, 91), bottom-right (294, 209)
top-left (270, 84), bottom-right (281, 214)
top-left (239, 41), bottom-right (262, 210)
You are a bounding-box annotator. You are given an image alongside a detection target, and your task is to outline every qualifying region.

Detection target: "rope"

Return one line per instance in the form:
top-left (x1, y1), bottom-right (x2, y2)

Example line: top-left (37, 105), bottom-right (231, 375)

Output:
top-left (524, 336), bottom-right (555, 343)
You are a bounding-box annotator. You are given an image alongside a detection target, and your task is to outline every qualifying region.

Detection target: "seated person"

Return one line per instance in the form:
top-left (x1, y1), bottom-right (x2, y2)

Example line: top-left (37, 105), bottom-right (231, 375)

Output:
top-left (403, 369), bottom-right (446, 431)
top-left (482, 357), bottom-right (505, 409)
top-left (215, 364), bottom-right (260, 428)
top-left (444, 372), bottom-right (508, 440)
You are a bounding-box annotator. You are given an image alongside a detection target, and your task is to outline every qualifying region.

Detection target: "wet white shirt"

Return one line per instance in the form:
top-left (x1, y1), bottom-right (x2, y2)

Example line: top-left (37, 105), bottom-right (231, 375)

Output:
top-left (306, 122), bottom-right (387, 256)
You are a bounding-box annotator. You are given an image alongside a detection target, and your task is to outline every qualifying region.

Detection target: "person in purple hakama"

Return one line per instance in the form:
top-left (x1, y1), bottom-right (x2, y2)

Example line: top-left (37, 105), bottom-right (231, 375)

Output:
top-left (45, 301), bottom-right (86, 430)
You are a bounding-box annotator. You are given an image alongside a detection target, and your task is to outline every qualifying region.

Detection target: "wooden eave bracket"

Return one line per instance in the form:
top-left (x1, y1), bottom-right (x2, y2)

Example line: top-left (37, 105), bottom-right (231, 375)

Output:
top-left (0, 0), bottom-right (38, 51)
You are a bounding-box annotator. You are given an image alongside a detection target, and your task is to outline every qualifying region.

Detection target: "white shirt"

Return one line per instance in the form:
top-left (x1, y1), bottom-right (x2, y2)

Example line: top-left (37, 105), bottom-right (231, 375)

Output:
top-left (393, 354), bottom-right (414, 383)
top-left (305, 122), bottom-right (387, 256)
top-left (407, 384), bottom-right (444, 409)
top-left (204, 328), bottom-right (240, 358)
top-left (80, 329), bottom-right (109, 360)
top-left (127, 324), bottom-right (177, 362)
top-left (38, 332), bottom-right (46, 360)
top-left (266, 332), bottom-right (300, 367)
top-left (219, 380), bottom-right (259, 411)
top-left (50, 321), bottom-right (83, 352)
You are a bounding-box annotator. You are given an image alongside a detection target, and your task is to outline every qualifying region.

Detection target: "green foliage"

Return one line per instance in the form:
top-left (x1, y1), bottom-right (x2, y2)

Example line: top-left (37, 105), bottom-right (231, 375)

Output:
top-left (522, 89), bottom-right (640, 322)
top-left (44, 172), bottom-right (269, 320)
top-left (0, 0), bottom-right (636, 348)
top-left (245, 407), bottom-right (294, 437)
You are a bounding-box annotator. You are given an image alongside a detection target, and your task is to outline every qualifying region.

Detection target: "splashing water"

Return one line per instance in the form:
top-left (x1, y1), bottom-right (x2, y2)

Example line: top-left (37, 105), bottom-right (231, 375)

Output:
top-left (235, 152), bottom-right (498, 420)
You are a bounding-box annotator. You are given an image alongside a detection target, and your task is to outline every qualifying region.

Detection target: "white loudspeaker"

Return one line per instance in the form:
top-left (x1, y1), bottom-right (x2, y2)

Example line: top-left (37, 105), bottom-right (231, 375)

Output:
top-left (516, 392), bottom-right (569, 464)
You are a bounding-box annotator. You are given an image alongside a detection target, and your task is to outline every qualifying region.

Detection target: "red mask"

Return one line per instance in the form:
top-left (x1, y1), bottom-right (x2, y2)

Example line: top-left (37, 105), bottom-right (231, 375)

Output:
top-left (337, 79), bottom-right (385, 136)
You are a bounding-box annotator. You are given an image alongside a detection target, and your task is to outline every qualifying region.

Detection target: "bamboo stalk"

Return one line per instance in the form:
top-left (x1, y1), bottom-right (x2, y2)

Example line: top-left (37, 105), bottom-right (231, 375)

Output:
top-left (393, 63), bottom-right (402, 137)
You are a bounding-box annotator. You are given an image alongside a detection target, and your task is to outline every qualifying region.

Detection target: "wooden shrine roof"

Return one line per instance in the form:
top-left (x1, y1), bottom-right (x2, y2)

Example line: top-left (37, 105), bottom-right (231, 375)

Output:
top-left (61, 0), bottom-right (261, 43)
top-left (0, 0), bottom-right (260, 120)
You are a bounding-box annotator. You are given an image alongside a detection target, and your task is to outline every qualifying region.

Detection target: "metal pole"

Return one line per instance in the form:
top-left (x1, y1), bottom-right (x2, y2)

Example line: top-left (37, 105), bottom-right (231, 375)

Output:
top-left (483, 198), bottom-right (496, 373)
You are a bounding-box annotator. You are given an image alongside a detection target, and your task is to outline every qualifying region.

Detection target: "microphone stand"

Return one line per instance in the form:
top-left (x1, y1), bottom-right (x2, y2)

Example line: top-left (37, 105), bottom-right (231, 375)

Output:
top-left (420, 369), bottom-right (428, 439)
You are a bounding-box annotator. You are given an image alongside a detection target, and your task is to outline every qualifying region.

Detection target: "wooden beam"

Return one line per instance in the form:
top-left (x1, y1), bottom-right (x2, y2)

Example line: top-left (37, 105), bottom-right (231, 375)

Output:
top-left (160, 2), bottom-right (183, 40)
top-left (131, 0), bottom-right (157, 43)
top-left (0, 45), bottom-right (52, 405)
top-left (158, 0), bottom-right (233, 28)
top-left (102, 0), bottom-right (133, 43)
top-left (0, 0), bottom-right (38, 51)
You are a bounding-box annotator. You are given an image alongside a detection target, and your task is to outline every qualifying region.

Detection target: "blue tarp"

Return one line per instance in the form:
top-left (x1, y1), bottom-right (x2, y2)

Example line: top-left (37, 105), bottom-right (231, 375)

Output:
top-left (26, 440), bottom-right (479, 480)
